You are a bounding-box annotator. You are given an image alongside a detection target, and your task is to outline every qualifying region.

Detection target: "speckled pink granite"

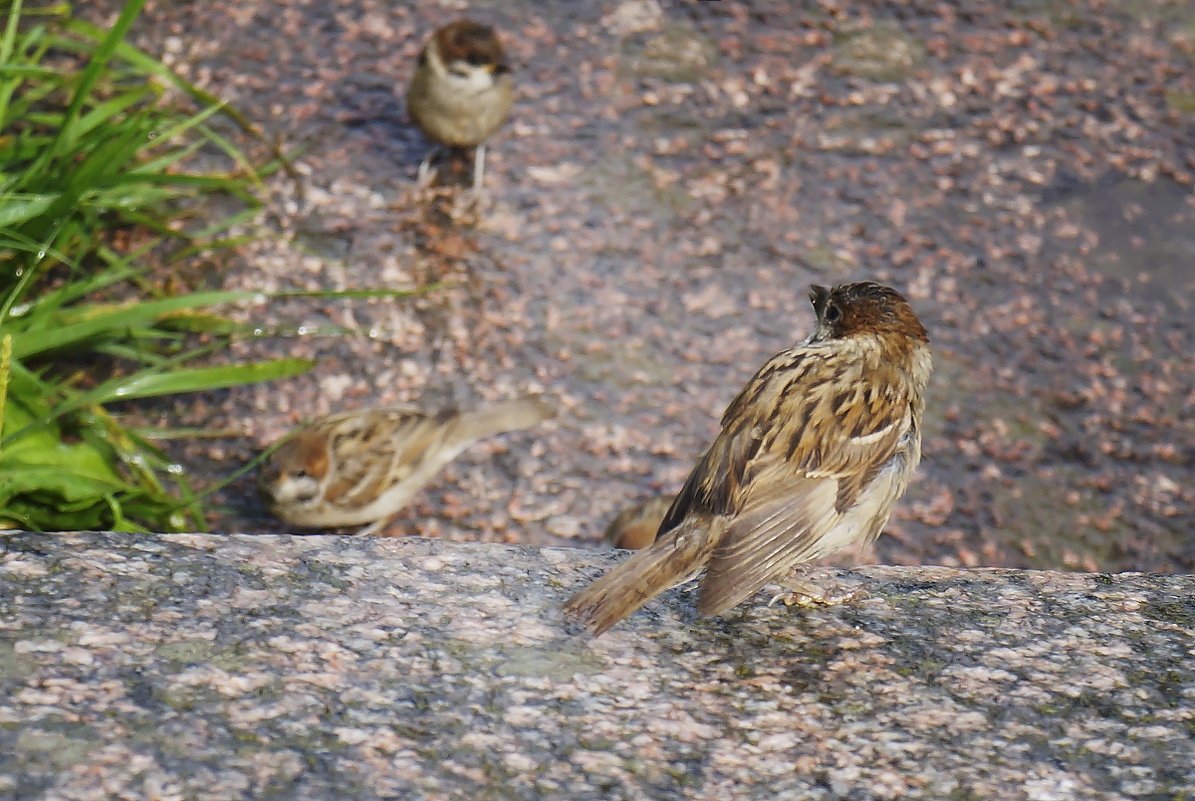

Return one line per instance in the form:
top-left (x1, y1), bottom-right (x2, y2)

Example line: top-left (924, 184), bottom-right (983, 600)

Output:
top-left (1, 532), bottom-right (1192, 800)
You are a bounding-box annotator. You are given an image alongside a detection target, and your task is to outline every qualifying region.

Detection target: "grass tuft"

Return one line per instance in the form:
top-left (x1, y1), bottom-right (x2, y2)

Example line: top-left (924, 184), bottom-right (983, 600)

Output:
top-left (0, 1), bottom-right (371, 532)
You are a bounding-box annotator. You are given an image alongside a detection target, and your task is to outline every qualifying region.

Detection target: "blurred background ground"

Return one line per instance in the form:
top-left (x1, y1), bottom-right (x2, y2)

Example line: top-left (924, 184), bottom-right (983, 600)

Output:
top-left (94, 0), bottom-right (1195, 572)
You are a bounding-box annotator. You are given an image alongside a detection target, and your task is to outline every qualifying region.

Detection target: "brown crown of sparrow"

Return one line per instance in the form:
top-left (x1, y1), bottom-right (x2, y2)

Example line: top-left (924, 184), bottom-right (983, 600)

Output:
top-left (258, 397), bottom-right (552, 533)
top-left (565, 282), bottom-right (932, 635)
top-left (406, 19), bottom-right (513, 188)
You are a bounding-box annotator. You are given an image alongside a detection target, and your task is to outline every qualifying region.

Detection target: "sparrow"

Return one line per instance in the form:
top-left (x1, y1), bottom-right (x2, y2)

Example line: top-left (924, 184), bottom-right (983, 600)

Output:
top-left (604, 496), bottom-right (672, 550)
top-left (565, 282), bottom-right (932, 635)
top-left (258, 397), bottom-right (552, 533)
top-left (406, 19), bottom-right (513, 189)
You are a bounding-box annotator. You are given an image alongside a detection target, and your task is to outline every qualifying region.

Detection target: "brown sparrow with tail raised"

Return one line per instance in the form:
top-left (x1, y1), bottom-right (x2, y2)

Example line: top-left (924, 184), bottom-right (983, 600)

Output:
top-left (259, 397), bottom-right (552, 534)
top-left (565, 282), bottom-right (932, 635)
top-left (406, 19), bottom-right (513, 189)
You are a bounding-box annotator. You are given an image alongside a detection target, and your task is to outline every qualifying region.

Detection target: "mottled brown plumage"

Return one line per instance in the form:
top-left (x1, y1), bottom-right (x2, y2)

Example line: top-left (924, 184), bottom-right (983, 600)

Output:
top-left (258, 398), bottom-right (552, 532)
top-left (564, 282), bottom-right (932, 634)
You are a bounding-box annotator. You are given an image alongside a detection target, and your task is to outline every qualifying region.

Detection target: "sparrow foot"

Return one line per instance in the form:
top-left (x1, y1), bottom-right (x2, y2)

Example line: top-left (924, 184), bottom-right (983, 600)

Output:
top-left (445, 186), bottom-right (491, 223)
top-left (416, 146), bottom-right (445, 187)
top-left (768, 567), bottom-right (867, 608)
top-left (354, 519), bottom-right (387, 537)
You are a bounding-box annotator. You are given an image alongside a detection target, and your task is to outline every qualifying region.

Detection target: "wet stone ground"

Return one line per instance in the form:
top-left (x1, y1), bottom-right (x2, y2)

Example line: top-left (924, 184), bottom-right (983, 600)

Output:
top-left (102, 0), bottom-right (1195, 572)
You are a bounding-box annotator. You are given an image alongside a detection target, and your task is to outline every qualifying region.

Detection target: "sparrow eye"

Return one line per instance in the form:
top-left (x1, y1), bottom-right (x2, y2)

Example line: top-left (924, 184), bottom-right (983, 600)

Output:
top-left (824, 304), bottom-right (841, 323)
top-left (465, 53), bottom-right (490, 66)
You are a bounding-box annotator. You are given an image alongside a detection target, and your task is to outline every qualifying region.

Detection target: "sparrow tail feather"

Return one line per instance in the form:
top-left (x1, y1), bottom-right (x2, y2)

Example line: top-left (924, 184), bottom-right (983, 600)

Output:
top-left (564, 521), bottom-right (718, 636)
top-left (448, 397), bottom-right (553, 444)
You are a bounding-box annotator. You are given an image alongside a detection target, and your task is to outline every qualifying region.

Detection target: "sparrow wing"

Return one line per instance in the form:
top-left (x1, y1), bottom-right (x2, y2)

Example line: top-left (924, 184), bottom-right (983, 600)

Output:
top-left (656, 346), bottom-right (814, 536)
top-left (319, 407), bottom-right (450, 507)
top-left (696, 462), bottom-right (840, 615)
top-left (657, 418), bottom-right (756, 537)
top-left (691, 346), bottom-right (918, 615)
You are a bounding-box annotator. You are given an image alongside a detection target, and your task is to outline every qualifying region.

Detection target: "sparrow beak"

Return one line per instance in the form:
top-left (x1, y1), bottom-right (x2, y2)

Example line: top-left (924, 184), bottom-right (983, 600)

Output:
top-left (808, 285), bottom-right (830, 319)
top-left (806, 285), bottom-right (835, 341)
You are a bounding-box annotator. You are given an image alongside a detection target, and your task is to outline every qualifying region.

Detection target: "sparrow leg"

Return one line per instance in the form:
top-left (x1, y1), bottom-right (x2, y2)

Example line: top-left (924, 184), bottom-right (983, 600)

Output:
top-left (768, 567), bottom-right (867, 608)
top-left (417, 145), bottom-right (444, 186)
top-left (471, 143), bottom-right (487, 189)
top-left (354, 518), bottom-right (388, 537)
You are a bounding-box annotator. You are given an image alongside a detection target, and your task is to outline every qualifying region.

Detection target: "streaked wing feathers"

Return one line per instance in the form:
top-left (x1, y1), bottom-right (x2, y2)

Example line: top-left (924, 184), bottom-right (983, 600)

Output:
top-left (690, 344), bottom-right (919, 614)
top-left (658, 421), bottom-right (756, 535)
top-left (320, 408), bottom-right (452, 509)
top-left (698, 461), bottom-right (841, 615)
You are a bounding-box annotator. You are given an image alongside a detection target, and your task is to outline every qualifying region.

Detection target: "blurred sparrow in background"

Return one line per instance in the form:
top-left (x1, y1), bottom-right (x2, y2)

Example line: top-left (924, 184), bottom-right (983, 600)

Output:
top-left (406, 19), bottom-right (513, 189)
top-left (565, 282), bottom-right (932, 635)
top-left (604, 496), bottom-right (672, 550)
top-left (259, 397), bottom-right (552, 534)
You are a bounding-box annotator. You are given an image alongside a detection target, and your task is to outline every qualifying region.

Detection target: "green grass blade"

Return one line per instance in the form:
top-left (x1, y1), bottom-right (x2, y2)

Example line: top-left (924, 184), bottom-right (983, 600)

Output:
top-left (10, 290), bottom-right (260, 359)
top-left (0, 334), bottom-right (11, 455)
top-left (73, 85), bottom-right (156, 140)
top-left (46, 0), bottom-right (148, 162)
top-left (98, 358), bottom-right (316, 401)
top-left (0, 0), bottom-right (25, 127)
top-left (0, 1), bottom-right (24, 65)
top-left (0, 193), bottom-right (60, 227)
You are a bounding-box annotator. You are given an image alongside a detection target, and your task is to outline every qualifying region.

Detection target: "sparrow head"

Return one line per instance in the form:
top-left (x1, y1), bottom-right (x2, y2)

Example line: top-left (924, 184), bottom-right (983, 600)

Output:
top-left (427, 19), bottom-right (509, 83)
top-left (807, 282), bottom-right (928, 344)
top-left (257, 429), bottom-right (330, 508)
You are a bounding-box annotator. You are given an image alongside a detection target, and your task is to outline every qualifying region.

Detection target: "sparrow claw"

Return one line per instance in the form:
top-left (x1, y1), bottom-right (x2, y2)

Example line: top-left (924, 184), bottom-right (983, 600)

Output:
top-left (768, 568), bottom-right (867, 608)
top-left (354, 519), bottom-right (387, 537)
top-left (416, 146), bottom-right (443, 188)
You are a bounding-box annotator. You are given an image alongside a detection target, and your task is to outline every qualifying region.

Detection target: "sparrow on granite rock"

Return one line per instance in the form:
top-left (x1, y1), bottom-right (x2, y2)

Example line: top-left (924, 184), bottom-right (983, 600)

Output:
top-left (565, 282), bottom-right (932, 634)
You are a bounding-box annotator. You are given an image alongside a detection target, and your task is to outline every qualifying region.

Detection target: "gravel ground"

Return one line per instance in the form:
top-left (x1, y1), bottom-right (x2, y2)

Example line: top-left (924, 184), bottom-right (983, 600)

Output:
top-left (102, 0), bottom-right (1195, 572)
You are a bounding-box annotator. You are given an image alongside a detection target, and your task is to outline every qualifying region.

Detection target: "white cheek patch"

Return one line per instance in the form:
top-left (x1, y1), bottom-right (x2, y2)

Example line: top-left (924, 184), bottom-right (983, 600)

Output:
top-left (274, 476), bottom-right (320, 505)
top-left (445, 64), bottom-right (495, 94)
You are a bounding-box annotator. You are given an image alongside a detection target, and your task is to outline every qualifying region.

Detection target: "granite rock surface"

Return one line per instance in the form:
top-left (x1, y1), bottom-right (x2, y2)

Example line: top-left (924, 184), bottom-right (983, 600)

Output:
top-left (1, 532), bottom-right (1193, 800)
